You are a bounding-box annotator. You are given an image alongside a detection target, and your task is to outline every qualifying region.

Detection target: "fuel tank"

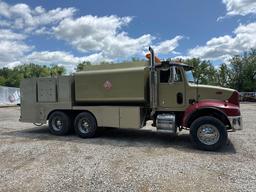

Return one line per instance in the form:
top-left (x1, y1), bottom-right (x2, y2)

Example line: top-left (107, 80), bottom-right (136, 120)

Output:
top-left (74, 66), bottom-right (149, 104)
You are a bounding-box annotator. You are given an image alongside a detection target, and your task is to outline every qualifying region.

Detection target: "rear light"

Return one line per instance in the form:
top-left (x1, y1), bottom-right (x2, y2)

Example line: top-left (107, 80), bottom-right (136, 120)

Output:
top-left (228, 91), bottom-right (240, 106)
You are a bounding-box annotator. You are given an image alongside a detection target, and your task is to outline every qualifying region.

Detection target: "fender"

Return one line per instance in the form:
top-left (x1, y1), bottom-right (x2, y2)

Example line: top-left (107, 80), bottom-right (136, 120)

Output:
top-left (182, 99), bottom-right (240, 127)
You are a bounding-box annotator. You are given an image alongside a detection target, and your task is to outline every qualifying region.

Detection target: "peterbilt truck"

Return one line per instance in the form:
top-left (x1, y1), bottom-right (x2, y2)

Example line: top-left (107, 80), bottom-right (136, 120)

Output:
top-left (20, 47), bottom-right (242, 151)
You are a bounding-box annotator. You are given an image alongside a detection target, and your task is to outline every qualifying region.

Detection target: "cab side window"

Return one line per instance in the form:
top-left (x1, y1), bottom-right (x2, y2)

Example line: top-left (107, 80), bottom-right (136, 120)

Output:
top-left (160, 67), bottom-right (182, 83)
top-left (174, 68), bottom-right (182, 82)
top-left (160, 69), bottom-right (170, 83)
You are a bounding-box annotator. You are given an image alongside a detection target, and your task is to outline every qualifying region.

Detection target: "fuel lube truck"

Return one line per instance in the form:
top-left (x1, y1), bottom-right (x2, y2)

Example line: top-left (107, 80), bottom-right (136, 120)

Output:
top-left (20, 47), bottom-right (242, 151)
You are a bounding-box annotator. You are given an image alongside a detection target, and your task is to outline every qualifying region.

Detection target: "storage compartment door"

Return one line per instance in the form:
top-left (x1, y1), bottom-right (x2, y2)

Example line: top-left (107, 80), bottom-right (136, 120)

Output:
top-left (119, 107), bottom-right (141, 129)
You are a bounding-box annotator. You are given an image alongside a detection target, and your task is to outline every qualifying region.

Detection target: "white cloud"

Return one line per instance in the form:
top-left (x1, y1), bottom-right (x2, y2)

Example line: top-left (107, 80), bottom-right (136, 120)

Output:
top-left (0, 19), bottom-right (10, 27)
top-left (173, 55), bottom-right (192, 61)
top-left (0, 1), bottom-right (184, 72)
top-left (34, 27), bottom-right (53, 35)
top-left (25, 51), bottom-right (81, 65)
top-left (0, 1), bottom-right (76, 32)
top-left (153, 36), bottom-right (183, 54)
top-left (81, 52), bottom-right (112, 64)
top-left (0, 29), bottom-right (26, 40)
top-left (222, 0), bottom-right (256, 16)
top-left (0, 29), bottom-right (32, 68)
top-left (23, 51), bottom-right (111, 72)
top-left (54, 15), bottom-right (153, 59)
top-left (188, 22), bottom-right (256, 61)
top-left (0, 40), bottom-right (32, 67)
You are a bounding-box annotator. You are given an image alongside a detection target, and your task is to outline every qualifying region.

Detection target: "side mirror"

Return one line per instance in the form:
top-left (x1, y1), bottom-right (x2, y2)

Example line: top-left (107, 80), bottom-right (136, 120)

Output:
top-left (194, 77), bottom-right (198, 84)
top-left (194, 74), bottom-right (201, 84)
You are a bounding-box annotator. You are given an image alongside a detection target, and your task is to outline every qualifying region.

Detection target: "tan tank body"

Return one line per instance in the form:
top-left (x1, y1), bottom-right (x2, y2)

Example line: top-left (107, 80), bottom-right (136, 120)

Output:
top-left (75, 66), bottom-right (149, 103)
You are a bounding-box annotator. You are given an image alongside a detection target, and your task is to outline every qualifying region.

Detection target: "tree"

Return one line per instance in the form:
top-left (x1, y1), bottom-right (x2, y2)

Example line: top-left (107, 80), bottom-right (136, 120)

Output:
top-left (174, 49), bottom-right (256, 91)
top-left (76, 61), bottom-right (91, 72)
top-left (228, 49), bottom-right (256, 91)
top-left (217, 63), bottom-right (231, 88)
top-left (0, 64), bottom-right (65, 87)
top-left (50, 65), bottom-right (66, 76)
top-left (184, 58), bottom-right (218, 85)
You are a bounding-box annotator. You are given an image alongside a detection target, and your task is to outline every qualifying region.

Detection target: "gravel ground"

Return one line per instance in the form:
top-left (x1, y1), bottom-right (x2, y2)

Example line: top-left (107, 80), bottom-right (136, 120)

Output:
top-left (0, 103), bottom-right (256, 192)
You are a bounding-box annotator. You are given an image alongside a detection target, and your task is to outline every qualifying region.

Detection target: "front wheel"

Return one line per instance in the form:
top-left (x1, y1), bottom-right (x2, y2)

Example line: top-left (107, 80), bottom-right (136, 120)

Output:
top-left (190, 116), bottom-right (227, 151)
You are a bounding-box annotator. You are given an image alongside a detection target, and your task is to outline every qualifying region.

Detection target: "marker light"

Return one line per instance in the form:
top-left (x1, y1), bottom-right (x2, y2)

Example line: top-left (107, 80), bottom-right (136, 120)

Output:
top-left (145, 53), bottom-right (161, 64)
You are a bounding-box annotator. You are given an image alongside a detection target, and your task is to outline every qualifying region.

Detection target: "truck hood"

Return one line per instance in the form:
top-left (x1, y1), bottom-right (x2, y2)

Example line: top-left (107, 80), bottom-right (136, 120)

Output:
top-left (192, 84), bottom-right (235, 101)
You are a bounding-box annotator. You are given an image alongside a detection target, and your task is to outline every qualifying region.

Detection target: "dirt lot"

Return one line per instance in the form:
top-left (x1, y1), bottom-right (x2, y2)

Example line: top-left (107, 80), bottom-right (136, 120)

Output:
top-left (0, 104), bottom-right (256, 192)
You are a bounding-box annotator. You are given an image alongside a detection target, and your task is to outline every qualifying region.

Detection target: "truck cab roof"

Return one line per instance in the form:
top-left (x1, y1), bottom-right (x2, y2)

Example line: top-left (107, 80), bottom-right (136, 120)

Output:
top-left (155, 61), bottom-right (193, 70)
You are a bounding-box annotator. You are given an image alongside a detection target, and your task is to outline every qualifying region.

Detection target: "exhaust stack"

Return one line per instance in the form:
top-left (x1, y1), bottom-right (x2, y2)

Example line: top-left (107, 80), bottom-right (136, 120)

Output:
top-left (149, 46), bottom-right (158, 116)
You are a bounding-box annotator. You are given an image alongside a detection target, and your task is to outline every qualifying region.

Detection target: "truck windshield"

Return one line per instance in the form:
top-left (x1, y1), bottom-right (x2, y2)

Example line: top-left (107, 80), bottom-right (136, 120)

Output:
top-left (185, 70), bottom-right (195, 83)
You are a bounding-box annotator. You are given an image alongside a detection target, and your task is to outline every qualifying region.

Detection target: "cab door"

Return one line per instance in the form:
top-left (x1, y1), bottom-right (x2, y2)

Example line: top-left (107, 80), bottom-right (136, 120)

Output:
top-left (158, 66), bottom-right (186, 109)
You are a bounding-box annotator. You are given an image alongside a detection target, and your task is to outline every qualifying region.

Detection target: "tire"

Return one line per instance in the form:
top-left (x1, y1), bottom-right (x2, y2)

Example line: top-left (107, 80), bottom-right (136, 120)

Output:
top-left (190, 116), bottom-right (227, 151)
top-left (48, 111), bottom-right (71, 136)
top-left (74, 112), bottom-right (97, 138)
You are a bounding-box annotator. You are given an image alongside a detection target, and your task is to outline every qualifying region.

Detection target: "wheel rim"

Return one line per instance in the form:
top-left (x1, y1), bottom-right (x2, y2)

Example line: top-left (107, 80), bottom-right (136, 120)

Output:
top-left (52, 116), bottom-right (63, 131)
top-left (197, 124), bottom-right (220, 145)
top-left (78, 118), bottom-right (90, 134)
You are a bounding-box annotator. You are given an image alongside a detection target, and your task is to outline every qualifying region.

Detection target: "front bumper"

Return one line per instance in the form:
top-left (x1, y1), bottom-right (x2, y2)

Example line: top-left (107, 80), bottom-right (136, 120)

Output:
top-left (228, 116), bottom-right (243, 131)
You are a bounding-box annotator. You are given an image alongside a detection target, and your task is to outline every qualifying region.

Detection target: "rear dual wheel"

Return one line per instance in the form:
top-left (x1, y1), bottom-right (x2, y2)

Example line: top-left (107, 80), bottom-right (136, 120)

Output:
top-left (48, 111), bottom-right (97, 138)
top-left (74, 112), bottom-right (97, 138)
top-left (48, 111), bottom-right (72, 135)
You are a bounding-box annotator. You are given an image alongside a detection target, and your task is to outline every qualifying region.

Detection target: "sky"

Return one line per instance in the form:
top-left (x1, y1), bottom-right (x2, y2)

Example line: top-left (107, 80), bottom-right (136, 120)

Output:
top-left (0, 0), bottom-right (256, 71)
